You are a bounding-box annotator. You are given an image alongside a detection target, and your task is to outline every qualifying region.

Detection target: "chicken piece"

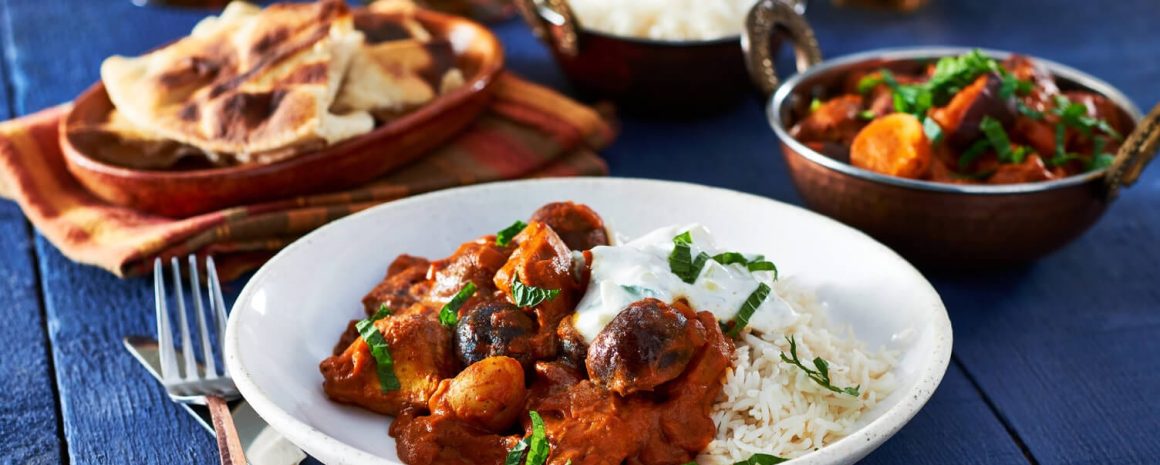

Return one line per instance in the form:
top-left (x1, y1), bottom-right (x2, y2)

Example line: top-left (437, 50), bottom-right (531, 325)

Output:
top-left (930, 73), bottom-right (1015, 149)
top-left (556, 317), bottom-right (588, 368)
top-left (429, 238), bottom-right (510, 300)
top-left (650, 309), bottom-right (735, 458)
top-left (320, 311), bottom-right (459, 415)
top-left (789, 94), bottom-right (866, 147)
top-left (529, 202), bottom-right (610, 252)
top-left (455, 299), bottom-right (538, 368)
top-left (494, 221), bottom-right (580, 330)
top-left (585, 298), bottom-right (706, 396)
top-left (392, 409), bottom-right (520, 465)
top-left (988, 154), bottom-right (1055, 184)
top-left (525, 311), bottom-right (732, 465)
top-left (361, 254), bottom-right (431, 315)
top-left (1003, 54), bottom-right (1060, 102)
top-left (851, 113), bottom-right (933, 179)
top-left (428, 356), bottom-right (527, 433)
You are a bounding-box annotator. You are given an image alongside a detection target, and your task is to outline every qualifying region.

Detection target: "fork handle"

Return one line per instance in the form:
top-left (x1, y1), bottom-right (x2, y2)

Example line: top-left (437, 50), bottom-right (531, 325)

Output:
top-left (207, 395), bottom-right (248, 465)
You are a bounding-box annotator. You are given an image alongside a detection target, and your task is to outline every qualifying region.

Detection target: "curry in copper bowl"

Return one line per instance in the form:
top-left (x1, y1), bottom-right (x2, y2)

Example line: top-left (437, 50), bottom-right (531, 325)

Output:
top-left (742, 0), bottom-right (1159, 266)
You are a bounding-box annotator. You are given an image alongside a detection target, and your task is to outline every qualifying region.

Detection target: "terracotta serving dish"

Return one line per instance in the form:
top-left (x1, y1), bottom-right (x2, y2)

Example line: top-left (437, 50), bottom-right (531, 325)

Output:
top-left (743, 3), bottom-right (1159, 266)
top-left (513, 0), bottom-right (804, 114)
top-left (62, 8), bottom-right (504, 218)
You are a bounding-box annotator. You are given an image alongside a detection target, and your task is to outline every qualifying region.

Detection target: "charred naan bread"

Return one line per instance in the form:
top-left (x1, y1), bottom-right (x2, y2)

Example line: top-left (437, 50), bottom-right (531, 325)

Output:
top-left (100, 0), bottom-right (373, 159)
top-left (334, 2), bottom-right (464, 120)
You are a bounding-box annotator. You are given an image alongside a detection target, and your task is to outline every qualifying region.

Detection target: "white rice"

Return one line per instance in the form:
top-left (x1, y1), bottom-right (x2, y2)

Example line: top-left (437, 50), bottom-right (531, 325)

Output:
top-left (568, 0), bottom-right (760, 41)
top-left (697, 280), bottom-right (898, 463)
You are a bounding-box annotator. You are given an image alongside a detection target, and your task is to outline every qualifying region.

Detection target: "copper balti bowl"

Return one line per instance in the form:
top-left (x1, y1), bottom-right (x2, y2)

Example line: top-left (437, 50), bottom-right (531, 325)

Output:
top-left (513, 0), bottom-right (804, 115)
top-left (743, 2), bottom-right (1159, 266)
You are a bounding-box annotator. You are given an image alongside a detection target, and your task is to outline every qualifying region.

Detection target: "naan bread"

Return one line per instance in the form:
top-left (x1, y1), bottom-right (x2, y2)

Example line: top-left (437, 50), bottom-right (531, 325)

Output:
top-left (100, 0), bottom-right (373, 158)
top-left (332, 39), bottom-right (460, 118)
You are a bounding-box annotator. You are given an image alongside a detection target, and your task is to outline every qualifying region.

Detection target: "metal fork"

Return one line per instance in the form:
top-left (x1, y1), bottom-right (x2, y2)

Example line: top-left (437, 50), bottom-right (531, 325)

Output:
top-left (155, 255), bottom-right (248, 465)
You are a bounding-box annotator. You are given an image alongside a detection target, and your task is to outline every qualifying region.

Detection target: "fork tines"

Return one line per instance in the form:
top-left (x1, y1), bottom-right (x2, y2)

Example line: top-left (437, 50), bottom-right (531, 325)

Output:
top-left (154, 255), bottom-right (232, 396)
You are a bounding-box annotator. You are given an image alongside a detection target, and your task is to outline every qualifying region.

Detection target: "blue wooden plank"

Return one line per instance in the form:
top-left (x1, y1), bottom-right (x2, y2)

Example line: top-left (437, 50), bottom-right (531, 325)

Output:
top-left (0, 1), bottom-right (220, 463)
top-left (0, 0), bottom-right (64, 460)
top-left (0, 211), bottom-right (65, 465)
top-left (860, 362), bottom-right (1027, 464)
top-left (31, 238), bottom-right (220, 464)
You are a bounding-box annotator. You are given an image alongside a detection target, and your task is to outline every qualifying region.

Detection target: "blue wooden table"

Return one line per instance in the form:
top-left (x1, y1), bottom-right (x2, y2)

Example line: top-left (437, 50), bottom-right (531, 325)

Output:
top-left (1, 0), bottom-right (1158, 464)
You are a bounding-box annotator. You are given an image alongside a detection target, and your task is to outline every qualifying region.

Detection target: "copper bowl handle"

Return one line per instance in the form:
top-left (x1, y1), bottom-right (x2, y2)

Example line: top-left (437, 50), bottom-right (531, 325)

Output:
top-left (742, 0), bottom-right (822, 97)
top-left (1105, 102), bottom-right (1160, 200)
top-left (514, 0), bottom-right (579, 57)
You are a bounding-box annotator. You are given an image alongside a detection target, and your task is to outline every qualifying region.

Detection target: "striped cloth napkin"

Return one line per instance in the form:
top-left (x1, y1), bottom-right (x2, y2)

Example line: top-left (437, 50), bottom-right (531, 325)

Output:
top-left (0, 73), bottom-right (614, 279)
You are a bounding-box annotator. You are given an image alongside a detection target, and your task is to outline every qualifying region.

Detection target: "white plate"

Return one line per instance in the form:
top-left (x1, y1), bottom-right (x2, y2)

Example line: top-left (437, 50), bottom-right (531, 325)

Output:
top-left (225, 178), bottom-right (952, 465)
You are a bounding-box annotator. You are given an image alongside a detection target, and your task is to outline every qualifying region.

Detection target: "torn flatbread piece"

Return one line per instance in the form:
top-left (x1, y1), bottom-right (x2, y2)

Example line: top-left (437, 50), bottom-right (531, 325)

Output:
top-left (100, 0), bottom-right (373, 159)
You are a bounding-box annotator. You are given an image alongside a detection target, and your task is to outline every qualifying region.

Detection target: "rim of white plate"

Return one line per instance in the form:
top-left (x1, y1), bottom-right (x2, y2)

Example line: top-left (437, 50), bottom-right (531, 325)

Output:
top-left (225, 177), bottom-right (953, 465)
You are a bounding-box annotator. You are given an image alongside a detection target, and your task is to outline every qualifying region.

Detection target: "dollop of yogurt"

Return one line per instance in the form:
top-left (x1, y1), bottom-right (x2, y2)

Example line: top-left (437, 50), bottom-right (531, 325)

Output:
top-left (572, 224), bottom-right (798, 343)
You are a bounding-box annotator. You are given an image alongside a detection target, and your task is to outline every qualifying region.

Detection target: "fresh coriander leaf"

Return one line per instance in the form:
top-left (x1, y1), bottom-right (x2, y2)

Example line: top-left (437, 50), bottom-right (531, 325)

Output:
top-left (958, 139), bottom-right (992, 171)
top-left (1053, 122), bottom-right (1068, 162)
top-left (504, 438), bottom-right (529, 465)
top-left (858, 110), bottom-right (877, 120)
top-left (856, 73), bottom-right (884, 94)
top-left (733, 453), bottom-right (790, 465)
top-left (999, 74), bottom-right (1033, 99)
top-left (727, 283), bottom-right (772, 338)
top-left (355, 318), bottom-right (400, 392)
top-left (496, 220), bottom-right (528, 247)
top-left (525, 411), bottom-right (550, 465)
top-left (369, 304), bottom-right (392, 321)
top-left (980, 116), bottom-right (1018, 163)
top-left (1092, 153), bottom-right (1116, 170)
top-left (746, 260), bottom-right (778, 279)
top-left (712, 252), bottom-right (749, 266)
top-left (1016, 101), bottom-right (1044, 120)
top-left (669, 231), bottom-right (710, 284)
top-left (780, 335), bottom-right (860, 396)
top-left (809, 98), bottom-right (822, 112)
top-left (439, 282), bottom-right (476, 327)
top-left (511, 275), bottom-right (560, 308)
top-left (922, 116), bottom-right (944, 144)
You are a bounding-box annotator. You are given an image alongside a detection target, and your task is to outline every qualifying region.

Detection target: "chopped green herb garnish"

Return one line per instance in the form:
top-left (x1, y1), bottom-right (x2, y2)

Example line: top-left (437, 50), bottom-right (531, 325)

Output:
top-left (355, 310), bottom-right (400, 392)
top-left (746, 260), bottom-right (779, 278)
top-left (980, 116), bottom-right (1026, 163)
top-left (856, 73), bottom-right (884, 94)
top-left (858, 110), bottom-right (877, 120)
top-left (669, 231), bottom-right (710, 284)
top-left (780, 335), bottom-right (860, 396)
top-left (958, 139), bottom-right (991, 171)
top-left (1090, 137), bottom-right (1116, 171)
top-left (711, 251), bottom-right (748, 266)
top-left (504, 438), bottom-right (528, 465)
top-left (922, 115), bottom-right (944, 144)
top-left (439, 282), bottom-right (476, 327)
top-left (511, 275), bottom-right (560, 308)
top-left (733, 453), bottom-right (789, 465)
top-left (998, 74), bottom-right (1033, 99)
top-left (369, 304), bottom-right (392, 321)
top-left (496, 220), bottom-right (528, 247)
top-left (1016, 100), bottom-right (1045, 120)
top-left (726, 283), bottom-right (772, 338)
top-left (1092, 153), bottom-right (1116, 170)
top-left (872, 49), bottom-right (1011, 119)
top-left (505, 411), bottom-right (550, 465)
top-left (809, 98), bottom-right (822, 112)
top-left (711, 252), bottom-right (779, 279)
top-left (526, 411), bottom-right (550, 465)
top-left (1052, 95), bottom-right (1122, 141)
